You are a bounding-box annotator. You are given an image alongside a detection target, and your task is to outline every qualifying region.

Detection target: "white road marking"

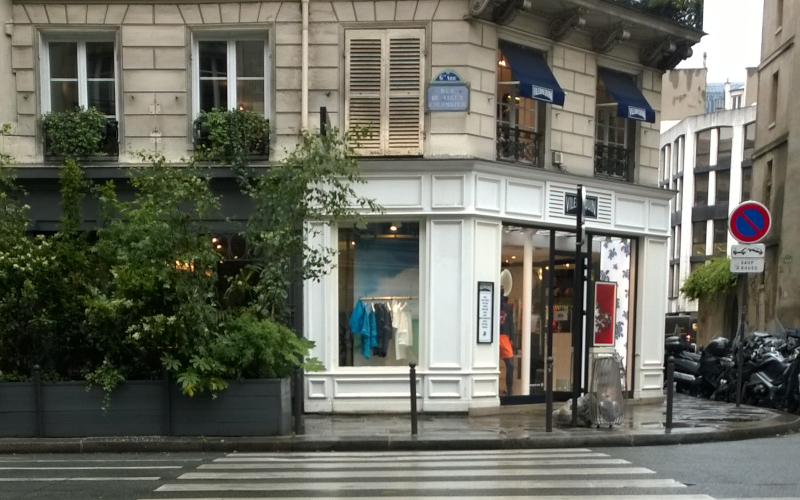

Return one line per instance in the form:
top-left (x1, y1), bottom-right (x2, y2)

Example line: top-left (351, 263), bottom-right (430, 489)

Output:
top-left (200, 458), bottom-right (631, 469)
top-left (178, 467), bottom-right (654, 480)
top-left (225, 448), bottom-right (593, 458)
top-left (213, 452), bottom-right (609, 462)
top-left (0, 477), bottom-right (161, 481)
top-left (146, 496), bottom-right (716, 500)
top-left (156, 478), bottom-right (685, 492)
top-left (0, 466), bottom-right (181, 470)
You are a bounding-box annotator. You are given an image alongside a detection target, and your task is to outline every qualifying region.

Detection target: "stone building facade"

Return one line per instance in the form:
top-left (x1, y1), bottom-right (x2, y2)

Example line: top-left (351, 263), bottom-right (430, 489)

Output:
top-left (1, 0), bottom-right (702, 411)
top-left (748, 0), bottom-right (800, 329)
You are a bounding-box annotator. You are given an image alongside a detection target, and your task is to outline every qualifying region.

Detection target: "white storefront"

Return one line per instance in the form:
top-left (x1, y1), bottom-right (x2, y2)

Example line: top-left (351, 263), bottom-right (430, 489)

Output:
top-left (304, 160), bottom-right (672, 413)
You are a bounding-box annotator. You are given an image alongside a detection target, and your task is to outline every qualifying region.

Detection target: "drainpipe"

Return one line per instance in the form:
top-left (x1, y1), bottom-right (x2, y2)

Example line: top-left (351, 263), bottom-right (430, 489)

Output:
top-left (301, 0), bottom-right (309, 131)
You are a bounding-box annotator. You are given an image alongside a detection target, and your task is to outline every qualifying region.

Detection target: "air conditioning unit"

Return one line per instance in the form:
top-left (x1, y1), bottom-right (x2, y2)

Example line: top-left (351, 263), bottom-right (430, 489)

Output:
top-left (552, 151), bottom-right (564, 165)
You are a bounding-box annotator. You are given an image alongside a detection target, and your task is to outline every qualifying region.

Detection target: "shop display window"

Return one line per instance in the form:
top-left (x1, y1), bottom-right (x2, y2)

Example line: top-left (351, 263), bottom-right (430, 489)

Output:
top-left (337, 222), bottom-right (420, 367)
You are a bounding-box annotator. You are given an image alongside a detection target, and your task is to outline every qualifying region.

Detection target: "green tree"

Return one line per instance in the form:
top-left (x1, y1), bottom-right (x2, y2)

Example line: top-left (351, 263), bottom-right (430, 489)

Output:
top-left (680, 257), bottom-right (738, 300)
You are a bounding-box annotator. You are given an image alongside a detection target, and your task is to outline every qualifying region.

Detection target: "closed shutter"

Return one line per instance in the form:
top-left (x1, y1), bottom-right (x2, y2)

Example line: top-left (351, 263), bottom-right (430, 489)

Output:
top-left (345, 29), bottom-right (424, 156)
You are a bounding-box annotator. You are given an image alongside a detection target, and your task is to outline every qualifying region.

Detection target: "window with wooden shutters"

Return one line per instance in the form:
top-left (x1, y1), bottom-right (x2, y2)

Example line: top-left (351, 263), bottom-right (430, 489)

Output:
top-left (345, 29), bottom-right (424, 156)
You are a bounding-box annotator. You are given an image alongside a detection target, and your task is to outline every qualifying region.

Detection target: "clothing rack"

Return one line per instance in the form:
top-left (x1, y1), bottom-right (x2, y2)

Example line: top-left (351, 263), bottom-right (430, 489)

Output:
top-left (360, 296), bottom-right (418, 301)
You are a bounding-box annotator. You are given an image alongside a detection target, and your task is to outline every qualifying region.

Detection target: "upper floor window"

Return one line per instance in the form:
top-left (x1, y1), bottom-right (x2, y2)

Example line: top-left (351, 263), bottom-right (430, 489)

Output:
top-left (43, 39), bottom-right (116, 118)
top-left (674, 135), bottom-right (684, 173)
top-left (594, 68), bottom-right (655, 182)
top-left (495, 42), bottom-right (564, 167)
top-left (741, 167), bottom-right (753, 201)
top-left (41, 36), bottom-right (118, 157)
top-left (743, 122), bottom-right (756, 161)
top-left (694, 172), bottom-right (709, 207)
top-left (717, 127), bottom-right (733, 168)
top-left (696, 129), bottom-right (711, 168)
top-left (714, 169), bottom-right (730, 205)
top-left (345, 28), bottom-right (424, 156)
top-left (192, 33), bottom-right (269, 116)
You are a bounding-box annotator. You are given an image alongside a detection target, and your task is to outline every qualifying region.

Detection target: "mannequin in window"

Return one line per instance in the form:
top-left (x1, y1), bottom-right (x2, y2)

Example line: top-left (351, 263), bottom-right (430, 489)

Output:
top-left (499, 286), bottom-right (515, 396)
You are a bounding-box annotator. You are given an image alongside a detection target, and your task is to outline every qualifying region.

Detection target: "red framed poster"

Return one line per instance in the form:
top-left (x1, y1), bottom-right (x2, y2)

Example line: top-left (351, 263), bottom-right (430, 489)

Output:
top-left (593, 281), bottom-right (616, 346)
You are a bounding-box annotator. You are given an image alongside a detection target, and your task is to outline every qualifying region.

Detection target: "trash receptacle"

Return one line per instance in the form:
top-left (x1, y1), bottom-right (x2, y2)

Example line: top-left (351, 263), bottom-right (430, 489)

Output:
top-left (589, 354), bottom-right (626, 427)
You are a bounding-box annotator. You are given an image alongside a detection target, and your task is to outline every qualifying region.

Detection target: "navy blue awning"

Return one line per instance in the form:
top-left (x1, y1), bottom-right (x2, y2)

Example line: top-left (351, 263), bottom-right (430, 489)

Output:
top-left (598, 68), bottom-right (656, 123)
top-left (499, 41), bottom-right (565, 106)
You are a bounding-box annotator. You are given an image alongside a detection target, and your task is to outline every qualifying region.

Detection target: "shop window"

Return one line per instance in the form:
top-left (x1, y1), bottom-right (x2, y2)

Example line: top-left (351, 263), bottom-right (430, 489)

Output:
top-left (41, 37), bottom-right (118, 156)
top-left (692, 221), bottom-right (707, 256)
top-left (338, 222), bottom-right (420, 367)
top-left (696, 129), bottom-right (711, 168)
top-left (713, 220), bottom-right (727, 256)
top-left (345, 28), bottom-right (424, 156)
top-left (589, 235), bottom-right (637, 367)
top-left (192, 34), bottom-right (268, 116)
top-left (694, 172), bottom-right (709, 207)
top-left (715, 169), bottom-right (730, 205)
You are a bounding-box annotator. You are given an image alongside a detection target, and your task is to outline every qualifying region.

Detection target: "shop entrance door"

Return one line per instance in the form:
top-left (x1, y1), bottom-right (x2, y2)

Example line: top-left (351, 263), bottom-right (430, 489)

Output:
top-left (500, 228), bottom-right (588, 405)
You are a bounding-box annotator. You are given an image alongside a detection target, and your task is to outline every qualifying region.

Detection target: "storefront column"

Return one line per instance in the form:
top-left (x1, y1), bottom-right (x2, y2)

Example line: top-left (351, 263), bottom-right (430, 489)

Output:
top-left (521, 230), bottom-right (533, 395)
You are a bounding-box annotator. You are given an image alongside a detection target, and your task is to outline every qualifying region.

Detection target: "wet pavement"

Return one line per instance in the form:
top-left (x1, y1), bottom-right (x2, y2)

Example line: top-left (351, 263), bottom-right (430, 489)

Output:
top-left (1, 394), bottom-right (798, 453)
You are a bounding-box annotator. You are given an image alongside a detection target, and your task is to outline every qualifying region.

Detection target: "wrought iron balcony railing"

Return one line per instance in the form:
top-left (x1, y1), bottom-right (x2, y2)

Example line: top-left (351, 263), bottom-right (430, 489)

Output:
top-left (603, 0), bottom-right (703, 31)
top-left (594, 143), bottom-right (633, 181)
top-left (496, 124), bottom-right (544, 167)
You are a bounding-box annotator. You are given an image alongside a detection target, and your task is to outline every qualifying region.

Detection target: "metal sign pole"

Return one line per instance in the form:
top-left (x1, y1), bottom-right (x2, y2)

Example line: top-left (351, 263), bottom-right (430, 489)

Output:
top-left (571, 185), bottom-right (585, 427)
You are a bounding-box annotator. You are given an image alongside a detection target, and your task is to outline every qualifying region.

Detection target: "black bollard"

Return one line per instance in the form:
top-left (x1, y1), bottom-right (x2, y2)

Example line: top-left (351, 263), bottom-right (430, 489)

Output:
top-left (293, 365), bottom-right (305, 435)
top-left (666, 356), bottom-right (674, 430)
top-left (736, 346), bottom-right (744, 407)
top-left (545, 356), bottom-right (554, 433)
top-left (409, 363), bottom-right (418, 435)
top-left (33, 365), bottom-right (43, 438)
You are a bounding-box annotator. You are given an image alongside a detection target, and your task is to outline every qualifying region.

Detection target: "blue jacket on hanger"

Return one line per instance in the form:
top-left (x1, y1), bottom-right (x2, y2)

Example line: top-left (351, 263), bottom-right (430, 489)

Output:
top-left (349, 299), bottom-right (378, 359)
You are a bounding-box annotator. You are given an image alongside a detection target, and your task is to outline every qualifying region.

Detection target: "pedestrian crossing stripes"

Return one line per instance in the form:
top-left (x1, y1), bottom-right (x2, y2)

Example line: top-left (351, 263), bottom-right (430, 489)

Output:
top-left (151, 448), bottom-right (718, 499)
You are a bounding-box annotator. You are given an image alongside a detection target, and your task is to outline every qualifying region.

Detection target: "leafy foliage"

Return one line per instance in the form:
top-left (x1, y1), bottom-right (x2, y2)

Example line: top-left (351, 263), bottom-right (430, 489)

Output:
top-left (241, 128), bottom-right (382, 318)
top-left (41, 107), bottom-right (107, 161)
top-left (680, 257), bottom-right (738, 300)
top-left (0, 123), bottom-right (377, 401)
top-left (194, 109), bottom-right (270, 171)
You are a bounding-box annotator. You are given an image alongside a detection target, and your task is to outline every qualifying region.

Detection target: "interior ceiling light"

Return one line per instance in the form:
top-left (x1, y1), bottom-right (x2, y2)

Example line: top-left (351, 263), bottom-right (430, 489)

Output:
top-left (389, 224), bottom-right (398, 232)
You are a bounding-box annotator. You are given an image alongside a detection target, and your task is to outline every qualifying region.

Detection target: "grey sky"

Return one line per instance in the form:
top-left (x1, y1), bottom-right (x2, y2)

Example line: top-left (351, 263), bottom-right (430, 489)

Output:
top-left (676, 0), bottom-right (764, 83)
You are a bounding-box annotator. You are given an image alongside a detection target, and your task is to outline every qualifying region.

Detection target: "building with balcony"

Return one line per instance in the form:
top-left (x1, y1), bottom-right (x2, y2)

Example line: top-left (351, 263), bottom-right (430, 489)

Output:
top-left (0, 0), bottom-right (702, 411)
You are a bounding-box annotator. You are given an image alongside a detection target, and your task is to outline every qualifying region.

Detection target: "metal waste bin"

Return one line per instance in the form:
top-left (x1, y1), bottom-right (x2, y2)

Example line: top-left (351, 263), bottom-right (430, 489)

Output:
top-left (589, 354), bottom-right (626, 427)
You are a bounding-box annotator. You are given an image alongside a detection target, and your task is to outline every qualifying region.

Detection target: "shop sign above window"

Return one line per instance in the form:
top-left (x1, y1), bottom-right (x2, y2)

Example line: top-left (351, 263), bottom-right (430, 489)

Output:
top-left (426, 70), bottom-right (469, 112)
top-left (564, 193), bottom-right (599, 218)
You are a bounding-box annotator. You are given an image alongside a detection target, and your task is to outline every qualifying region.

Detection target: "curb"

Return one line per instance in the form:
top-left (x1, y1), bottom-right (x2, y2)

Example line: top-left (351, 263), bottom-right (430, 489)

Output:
top-left (1, 412), bottom-right (798, 454)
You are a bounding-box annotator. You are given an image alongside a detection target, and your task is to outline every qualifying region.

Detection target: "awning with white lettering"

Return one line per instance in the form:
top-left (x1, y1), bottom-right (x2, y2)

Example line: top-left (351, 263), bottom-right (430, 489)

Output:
top-left (598, 68), bottom-right (656, 123)
top-left (498, 41), bottom-right (565, 106)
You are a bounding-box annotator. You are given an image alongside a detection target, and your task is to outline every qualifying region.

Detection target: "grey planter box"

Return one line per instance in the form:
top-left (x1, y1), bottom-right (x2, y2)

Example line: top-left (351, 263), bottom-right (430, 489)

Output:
top-left (0, 378), bottom-right (290, 438)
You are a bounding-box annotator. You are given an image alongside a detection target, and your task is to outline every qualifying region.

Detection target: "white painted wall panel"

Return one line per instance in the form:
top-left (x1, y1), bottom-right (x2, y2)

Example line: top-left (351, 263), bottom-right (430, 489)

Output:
top-left (307, 378), bottom-right (328, 399)
top-left (428, 220), bottom-right (464, 369)
top-left (334, 377), bottom-right (419, 398)
top-left (427, 377), bottom-right (462, 398)
top-left (356, 175), bottom-right (424, 208)
top-left (473, 219), bottom-right (501, 370)
top-left (505, 180), bottom-right (545, 218)
top-left (635, 237), bottom-right (669, 398)
top-left (615, 196), bottom-right (647, 229)
top-left (471, 376), bottom-right (498, 398)
top-left (648, 201), bottom-right (670, 232)
top-left (432, 175), bottom-right (465, 208)
top-left (475, 176), bottom-right (502, 212)
top-left (304, 222), bottom-right (330, 368)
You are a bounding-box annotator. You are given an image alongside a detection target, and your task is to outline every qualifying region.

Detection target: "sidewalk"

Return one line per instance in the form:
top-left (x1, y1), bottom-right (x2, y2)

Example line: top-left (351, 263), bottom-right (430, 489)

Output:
top-left (0, 394), bottom-right (798, 454)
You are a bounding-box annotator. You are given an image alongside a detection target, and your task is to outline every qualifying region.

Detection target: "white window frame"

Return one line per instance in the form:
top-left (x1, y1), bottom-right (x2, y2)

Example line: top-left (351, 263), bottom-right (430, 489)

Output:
top-left (40, 32), bottom-right (119, 119)
top-left (191, 30), bottom-right (271, 119)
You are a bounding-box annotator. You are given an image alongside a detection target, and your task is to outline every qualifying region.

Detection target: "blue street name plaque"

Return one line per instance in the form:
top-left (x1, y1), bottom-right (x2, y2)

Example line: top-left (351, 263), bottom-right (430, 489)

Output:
top-left (427, 85), bottom-right (469, 111)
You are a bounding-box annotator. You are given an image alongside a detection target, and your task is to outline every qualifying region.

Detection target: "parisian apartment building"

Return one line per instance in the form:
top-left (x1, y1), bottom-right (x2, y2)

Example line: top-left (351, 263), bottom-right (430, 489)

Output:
top-left (0, 0), bottom-right (702, 412)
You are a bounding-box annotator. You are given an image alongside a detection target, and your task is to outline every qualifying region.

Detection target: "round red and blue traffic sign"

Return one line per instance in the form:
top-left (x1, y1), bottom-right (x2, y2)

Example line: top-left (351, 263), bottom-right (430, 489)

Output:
top-left (729, 201), bottom-right (771, 243)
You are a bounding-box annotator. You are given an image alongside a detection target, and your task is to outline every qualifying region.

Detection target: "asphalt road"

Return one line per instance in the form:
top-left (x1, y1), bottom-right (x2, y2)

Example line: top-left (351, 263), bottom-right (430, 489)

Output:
top-left (0, 437), bottom-right (798, 499)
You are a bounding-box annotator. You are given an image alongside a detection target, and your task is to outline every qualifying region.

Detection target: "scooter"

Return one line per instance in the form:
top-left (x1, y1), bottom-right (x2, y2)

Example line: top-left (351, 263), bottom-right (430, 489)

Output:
top-left (665, 331), bottom-right (703, 394)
